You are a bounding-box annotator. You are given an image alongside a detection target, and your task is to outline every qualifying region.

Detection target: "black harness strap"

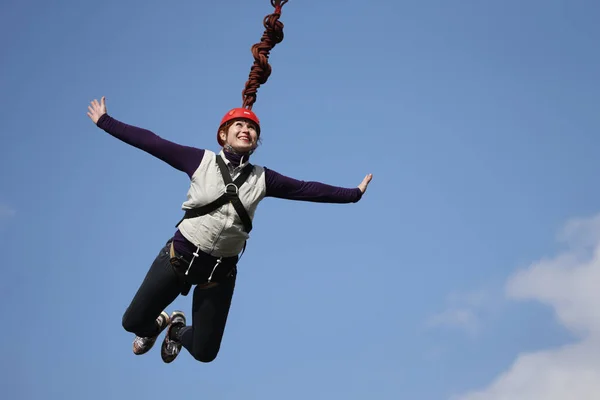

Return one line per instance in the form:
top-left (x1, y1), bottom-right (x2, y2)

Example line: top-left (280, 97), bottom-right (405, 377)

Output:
top-left (215, 155), bottom-right (254, 233)
top-left (176, 155), bottom-right (254, 233)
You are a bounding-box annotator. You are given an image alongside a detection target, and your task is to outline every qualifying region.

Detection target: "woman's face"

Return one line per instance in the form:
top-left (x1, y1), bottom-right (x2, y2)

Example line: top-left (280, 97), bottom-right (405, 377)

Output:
top-left (220, 119), bottom-right (259, 153)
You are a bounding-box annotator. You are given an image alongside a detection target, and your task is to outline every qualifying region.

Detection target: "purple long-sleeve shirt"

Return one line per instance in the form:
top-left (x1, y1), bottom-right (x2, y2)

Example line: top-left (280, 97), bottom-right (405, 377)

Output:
top-left (96, 114), bottom-right (362, 258)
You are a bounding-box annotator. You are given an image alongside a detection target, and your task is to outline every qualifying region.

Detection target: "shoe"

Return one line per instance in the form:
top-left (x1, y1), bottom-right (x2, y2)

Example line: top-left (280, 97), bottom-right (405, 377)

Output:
top-left (161, 310), bottom-right (186, 363)
top-left (132, 311), bottom-right (170, 355)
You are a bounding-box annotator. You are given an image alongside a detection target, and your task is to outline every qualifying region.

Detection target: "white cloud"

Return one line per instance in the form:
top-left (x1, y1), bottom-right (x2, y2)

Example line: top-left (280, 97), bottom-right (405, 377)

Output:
top-left (453, 213), bottom-right (600, 400)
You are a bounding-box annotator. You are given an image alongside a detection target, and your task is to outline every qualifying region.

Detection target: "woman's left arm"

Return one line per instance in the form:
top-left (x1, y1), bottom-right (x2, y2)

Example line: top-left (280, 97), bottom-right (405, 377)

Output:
top-left (264, 168), bottom-right (372, 203)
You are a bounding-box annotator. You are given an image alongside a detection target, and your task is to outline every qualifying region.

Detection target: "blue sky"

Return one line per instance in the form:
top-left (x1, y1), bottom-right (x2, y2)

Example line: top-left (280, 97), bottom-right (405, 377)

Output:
top-left (2, 0), bottom-right (600, 399)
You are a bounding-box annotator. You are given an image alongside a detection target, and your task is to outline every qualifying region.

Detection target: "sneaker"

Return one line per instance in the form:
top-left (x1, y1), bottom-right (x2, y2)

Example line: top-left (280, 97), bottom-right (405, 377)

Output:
top-left (161, 311), bottom-right (186, 363)
top-left (132, 311), bottom-right (170, 355)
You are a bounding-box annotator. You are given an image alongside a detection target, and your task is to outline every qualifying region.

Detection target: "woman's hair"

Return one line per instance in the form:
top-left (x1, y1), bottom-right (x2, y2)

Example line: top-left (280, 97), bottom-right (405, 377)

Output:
top-left (241, 0), bottom-right (288, 111)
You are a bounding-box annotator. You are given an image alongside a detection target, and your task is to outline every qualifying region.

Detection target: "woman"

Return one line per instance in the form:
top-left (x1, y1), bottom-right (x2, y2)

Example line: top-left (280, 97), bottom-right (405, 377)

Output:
top-left (86, 96), bottom-right (373, 363)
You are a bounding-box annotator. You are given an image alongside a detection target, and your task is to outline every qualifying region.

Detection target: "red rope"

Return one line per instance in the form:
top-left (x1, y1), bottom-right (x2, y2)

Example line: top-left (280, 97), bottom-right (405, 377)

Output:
top-left (241, 0), bottom-right (288, 110)
top-left (272, 0), bottom-right (287, 15)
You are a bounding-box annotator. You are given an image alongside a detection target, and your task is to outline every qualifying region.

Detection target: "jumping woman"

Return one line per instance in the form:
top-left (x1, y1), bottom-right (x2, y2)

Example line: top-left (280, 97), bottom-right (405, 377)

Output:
top-left (86, 0), bottom-right (372, 364)
top-left (86, 97), bottom-right (373, 363)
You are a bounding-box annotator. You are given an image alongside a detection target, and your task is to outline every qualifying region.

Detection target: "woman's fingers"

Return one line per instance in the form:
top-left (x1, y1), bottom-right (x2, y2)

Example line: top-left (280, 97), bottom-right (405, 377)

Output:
top-left (358, 173), bottom-right (373, 193)
top-left (87, 97), bottom-right (106, 124)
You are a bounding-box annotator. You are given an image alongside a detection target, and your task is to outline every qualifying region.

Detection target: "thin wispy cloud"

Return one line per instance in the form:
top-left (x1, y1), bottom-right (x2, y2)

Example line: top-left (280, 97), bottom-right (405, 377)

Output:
top-left (426, 288), bottom-right (491, 336)
top-left (426, 308), bottom-right (480, 336)
top-left (453, 213), bottom-right (600, 400)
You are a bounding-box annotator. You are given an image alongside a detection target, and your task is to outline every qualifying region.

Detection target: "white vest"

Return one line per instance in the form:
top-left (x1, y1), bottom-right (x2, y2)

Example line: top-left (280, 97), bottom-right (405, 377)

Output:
top-left (177, 150), bottom-right (267, 257)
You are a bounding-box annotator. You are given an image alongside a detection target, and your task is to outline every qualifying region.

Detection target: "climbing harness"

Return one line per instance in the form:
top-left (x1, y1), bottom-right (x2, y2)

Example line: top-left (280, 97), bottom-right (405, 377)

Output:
top-left (176, 154), bottom-right (254, 234)
top-left (173, 154), bottom-right (254, 285)
top-left (168, 240), bottom-right (237, 293)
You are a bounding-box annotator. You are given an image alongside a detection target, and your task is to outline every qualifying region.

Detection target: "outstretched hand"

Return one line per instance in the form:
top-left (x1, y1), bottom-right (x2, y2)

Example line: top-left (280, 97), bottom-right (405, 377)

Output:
top-left (358, 173), bottom-right (373, 194)
top-left (87, 96), bottom-right (107, 124)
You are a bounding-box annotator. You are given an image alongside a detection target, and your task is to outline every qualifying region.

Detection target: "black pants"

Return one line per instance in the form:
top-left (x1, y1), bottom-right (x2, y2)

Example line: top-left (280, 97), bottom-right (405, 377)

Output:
top-left (121, 241), bottom-right (236, 363)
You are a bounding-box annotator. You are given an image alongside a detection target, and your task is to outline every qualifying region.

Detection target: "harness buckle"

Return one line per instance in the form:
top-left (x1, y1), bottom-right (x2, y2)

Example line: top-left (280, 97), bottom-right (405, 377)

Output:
top-left (225, 183), bottom-right (239, 196)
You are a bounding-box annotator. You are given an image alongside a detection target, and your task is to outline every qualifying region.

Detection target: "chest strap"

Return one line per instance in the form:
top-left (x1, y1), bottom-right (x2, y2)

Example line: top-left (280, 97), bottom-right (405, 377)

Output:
top-left (176, 155), bottom-right (254, 233)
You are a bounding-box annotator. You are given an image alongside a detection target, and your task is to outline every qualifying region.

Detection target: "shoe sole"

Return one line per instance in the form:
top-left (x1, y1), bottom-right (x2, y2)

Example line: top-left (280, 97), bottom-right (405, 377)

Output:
top-left (161, 311), bottom-right (186, 363)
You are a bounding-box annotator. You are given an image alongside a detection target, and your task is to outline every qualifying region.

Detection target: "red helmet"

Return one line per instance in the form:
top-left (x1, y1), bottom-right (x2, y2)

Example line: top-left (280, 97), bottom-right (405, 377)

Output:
top-left (217, 108), bottom-right (261, 146)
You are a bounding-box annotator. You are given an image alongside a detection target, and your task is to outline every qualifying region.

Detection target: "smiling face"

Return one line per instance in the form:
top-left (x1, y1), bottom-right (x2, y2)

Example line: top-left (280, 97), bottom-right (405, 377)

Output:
top-left (218, 118), bottom-right (259, 153)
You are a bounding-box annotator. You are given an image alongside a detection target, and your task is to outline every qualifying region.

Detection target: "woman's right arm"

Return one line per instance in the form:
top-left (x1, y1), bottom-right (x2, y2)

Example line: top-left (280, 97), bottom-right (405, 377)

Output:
top-left (88, 97), bottom-right (203, 178)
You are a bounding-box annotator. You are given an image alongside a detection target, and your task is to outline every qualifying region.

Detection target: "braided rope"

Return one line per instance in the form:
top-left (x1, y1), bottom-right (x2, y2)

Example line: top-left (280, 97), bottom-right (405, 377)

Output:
top-left (241, 0), bottom-right (288, 110)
